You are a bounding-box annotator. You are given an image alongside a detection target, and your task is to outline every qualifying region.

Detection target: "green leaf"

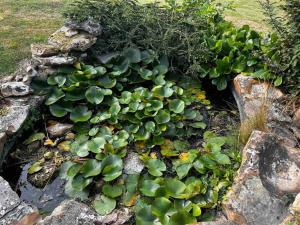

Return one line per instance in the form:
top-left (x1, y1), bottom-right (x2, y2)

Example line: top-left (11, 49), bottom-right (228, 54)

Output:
top-left (154, 110), bottom-right (170, 124)
top-left (274, 76), bottom-right (282, 86)
top-left (67, 164), bottom-right (82, 178)
top-left (24, 132), bottom-right (45, 145)
top-left (93, 195), bottom-right (116, 215)
top-left (95, 66), bottom-right (107, 75)
top-left (152, 85), bottom-right (173, 98)
top-left (153, 64), bottom-right (168, 75)
top-left (45, 88), bottom-right (65, 105)
top-left (140, 179), bottom-right (160, 197)
top-left (109, 102), bottom-right (121, 116)
top-left (102, 184), bottom-right (123, 198)
top-left (64, 88), bottom-right (86, 101)
top-left (88, 137), bottom-right (106, 153)
top-left (55, 75), bottom-right (67, 87)
top-left (136, 206), bottom-right (156, 225)
top-left (134, 127), bottom-right (151, 141)
top-left (151, 197), bottom-right (171, 217)
top-left (71, 175), bottom-right (93, 191)
top-left (28, 162), bottom-right (43, 174)
top-left (174, 164), bottom-right (192, 179)
top-left (123, 48), bottom-right (141, 63)
top-left (139, 68), bottom-right (153, 80)
top-left (169, 210), bottom-right (196, 225)
top-left (146, 159), bottom-right (166, 177)
top-left (119, 91), bottom-right (132, 104)
top-left (145, 121), bottom-right (156, 133)
top-left (70, 106), bottom-right (92, 123)
top-left (169, 99), bottom-right (185, 113)
top-left (81, 159), bottom-right (102, 178)
top-left (90, 112), bottom-right (111, 123)
top-left (213, 153), bottom-right (231, 165)
top-left (98, 75), bottom-right (117, 88)
top-left (85, 86), bottom-right (104, 104)
top-left (190, 122), bottom-right (206, 129)
top-left (192, 204), bottom-right (202, 217)
top-left (49, 103), bottom-right (69, 117)
top-left (101, 154), bottom-right (123, 181)
top-left (165, 179), bottom-right (186, 197)
top-left (65, 180), bottom-right (89, 200)
top-left (148, 100), bottom-right (163, 111)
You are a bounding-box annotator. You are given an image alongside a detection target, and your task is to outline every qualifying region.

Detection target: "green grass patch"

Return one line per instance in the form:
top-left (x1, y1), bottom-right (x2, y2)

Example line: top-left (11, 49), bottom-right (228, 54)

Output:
top-left (0, 0), bottom-right (275, 76)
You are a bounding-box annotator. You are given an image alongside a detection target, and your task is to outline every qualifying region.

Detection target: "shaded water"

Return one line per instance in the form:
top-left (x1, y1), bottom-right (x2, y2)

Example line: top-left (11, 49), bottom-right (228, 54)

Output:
top-left (17, 164), bottom-right (67, 213)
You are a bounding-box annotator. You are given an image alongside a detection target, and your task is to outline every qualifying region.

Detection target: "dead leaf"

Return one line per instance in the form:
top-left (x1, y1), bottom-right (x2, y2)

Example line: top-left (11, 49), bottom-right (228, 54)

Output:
top-left (10, 212), bottom-right (41, 225)
top-left (44, 138), bottom-right (57, 147)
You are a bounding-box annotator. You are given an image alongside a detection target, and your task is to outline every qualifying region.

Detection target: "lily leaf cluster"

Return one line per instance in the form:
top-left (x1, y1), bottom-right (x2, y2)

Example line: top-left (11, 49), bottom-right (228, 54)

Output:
top-left (33, 47), bottom-right (240, 223)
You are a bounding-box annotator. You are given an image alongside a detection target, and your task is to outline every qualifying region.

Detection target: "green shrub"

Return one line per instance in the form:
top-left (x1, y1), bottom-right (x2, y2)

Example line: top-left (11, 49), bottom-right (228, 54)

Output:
top-left (63, 0), bottom-right (282, 90)
top-left (204, 21), bottom-right (282, 90)
top-left (260, 0), bottom-right (300, 94)
top-left (63, 0), bottom-right (222, 77)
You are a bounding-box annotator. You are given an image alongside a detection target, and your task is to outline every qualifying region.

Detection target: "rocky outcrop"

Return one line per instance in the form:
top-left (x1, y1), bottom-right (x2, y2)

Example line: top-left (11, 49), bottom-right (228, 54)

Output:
top-left (0, 176), bottom-right (37, 225)
top-left (227, 75), bottom-right (300, 225)
top-left (223, 131), bottom-right (292, 225)
top-left (0, 17), bottom-right (101, 168)
top-left (65, 18), bottom-right (102, 36)
top-left (1, 82), bottom-right (30, 97)
top-left (37, 200), bottom-right (132, 225)
top-left (232, 74), bottom-right (298, 147)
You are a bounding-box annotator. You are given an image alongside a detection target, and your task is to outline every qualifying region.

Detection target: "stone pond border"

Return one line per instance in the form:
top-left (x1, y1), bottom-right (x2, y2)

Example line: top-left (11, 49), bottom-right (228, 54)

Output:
top-left (0, 18), bottom-right (299, 225)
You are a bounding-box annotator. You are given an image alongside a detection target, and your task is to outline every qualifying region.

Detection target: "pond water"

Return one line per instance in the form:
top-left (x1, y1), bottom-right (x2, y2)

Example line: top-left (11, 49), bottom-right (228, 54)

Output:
top-left (17, 164), bottom-right (67, 214)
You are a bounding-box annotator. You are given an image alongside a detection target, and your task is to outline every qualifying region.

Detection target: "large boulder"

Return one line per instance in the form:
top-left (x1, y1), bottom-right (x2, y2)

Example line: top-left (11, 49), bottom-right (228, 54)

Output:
top-left (48, 26), bottom-right (97, 52)
top-left (232, 74), bottom-right (298, 147)
top-left (37, 200), bottom-right (132, 225)
top-left (0, 176), bottom-right (37, 225)
top-left (223, 131), bottom-right (292, 225)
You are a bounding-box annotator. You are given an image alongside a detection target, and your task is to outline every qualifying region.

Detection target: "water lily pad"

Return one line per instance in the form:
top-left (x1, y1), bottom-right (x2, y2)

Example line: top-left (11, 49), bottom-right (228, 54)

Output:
top-left (102, 184), bottom-right (123, 198)
top-left (123, 48), bottom-right (141, 63)
top-left (101, 154), bottom-right (123, 181)
top-left (140, 180), bottom-right (160, 197)
top-left (81, 159), bottom-right (102, 178)
top-left (169, 99), bottom-right (185, 113)
top-left (70, 106), bottom-right (92, 122)
top-left (146, 159), bottom-right (166, 177)
top-left (93, 195), bottom-right (116, 215)
top-left (154, 110), bottom-right (170, 124)
top-left (45, 88), bottom-right (65, 105)
top-left (85, 86), bottom-right (104, 104)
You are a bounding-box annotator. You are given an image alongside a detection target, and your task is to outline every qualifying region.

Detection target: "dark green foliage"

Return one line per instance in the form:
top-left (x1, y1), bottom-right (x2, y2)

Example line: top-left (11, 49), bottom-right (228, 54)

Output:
top-left (260, 0), bottom-right (300, 93)
top-left (205, 22), bottom-right (282, 90)
top-left (63, 0), bottom-right (221, 77)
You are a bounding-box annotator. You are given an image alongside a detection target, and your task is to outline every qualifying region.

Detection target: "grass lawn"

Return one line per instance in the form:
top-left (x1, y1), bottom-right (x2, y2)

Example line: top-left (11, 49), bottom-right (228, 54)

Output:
top-left (0, 0), bottom-right (276, 76)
